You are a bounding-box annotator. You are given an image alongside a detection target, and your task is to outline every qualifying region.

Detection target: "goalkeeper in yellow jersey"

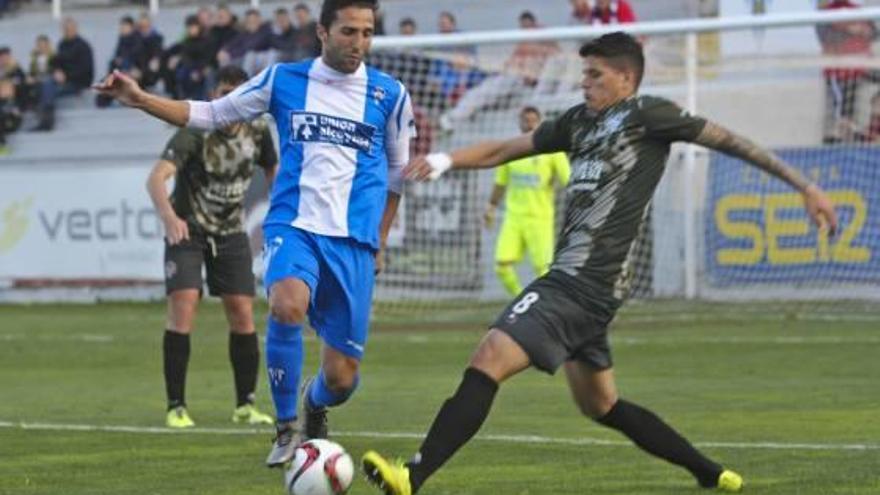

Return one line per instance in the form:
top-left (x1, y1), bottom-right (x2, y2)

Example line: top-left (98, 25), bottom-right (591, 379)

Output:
top-left (484, 106), bottom-right (570, 296)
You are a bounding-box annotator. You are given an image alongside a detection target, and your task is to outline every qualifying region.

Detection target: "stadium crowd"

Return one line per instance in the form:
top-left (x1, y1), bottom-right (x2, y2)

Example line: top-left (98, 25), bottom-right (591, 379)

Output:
top-left (1, 0), bottom-right (877, 153)
top-left (0, 0), bottom-right (640, 153)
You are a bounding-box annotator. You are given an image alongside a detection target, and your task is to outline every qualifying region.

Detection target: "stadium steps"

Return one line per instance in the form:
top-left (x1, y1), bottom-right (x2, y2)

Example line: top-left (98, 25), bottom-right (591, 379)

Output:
top-left (1, 95), bottom-right (174, 166)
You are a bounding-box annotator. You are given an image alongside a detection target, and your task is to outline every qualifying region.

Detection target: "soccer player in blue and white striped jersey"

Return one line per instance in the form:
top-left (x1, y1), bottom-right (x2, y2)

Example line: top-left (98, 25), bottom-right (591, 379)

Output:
top-left (95, 0), bottom-right (415, 466)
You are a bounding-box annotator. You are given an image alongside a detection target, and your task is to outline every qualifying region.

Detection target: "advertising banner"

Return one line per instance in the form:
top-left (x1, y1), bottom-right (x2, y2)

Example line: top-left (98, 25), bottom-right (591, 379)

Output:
top-left (706, 147), bottom-right (879, 286)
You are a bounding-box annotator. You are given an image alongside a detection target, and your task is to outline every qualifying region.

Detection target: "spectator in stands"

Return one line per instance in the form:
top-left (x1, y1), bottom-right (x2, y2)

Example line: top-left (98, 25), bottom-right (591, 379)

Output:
top-left (0, 47), bottom-right (26, 153)
top-left (210, 5), bottom-right (239, 65)
top-left (439, 11), bottom-right (559, 131)
top-left (30, 17), bottom-right (94, 131)
top-left (270, 8), bottom-right (297, 63)
top-left (96, 16), bottom-right (143, 108)
top-left (399, 17), bottom-right (416, 36)
top-left (591, 0), bottom-right (637, 25)
top-left (173, 15), bottom-right (214, 100)
top-left (834, 90), bottom-right (880, 143)
top-left (289, 3), bottom-right (321, 62)
top-left (54, 17), bottom-right (95, 92)
top-left (0, 46), bottom-right (27, 111)
top-left (196, 5), bottom-right (214, 33)
top-left (438, 11), bottom-right (475, 56)
top-left (218, 9), bottom-right (272, 75)
top-left (569, 0), bottom-right (593, 25)
top-left (136, 12), bottom-right (164, 89)
top-left (816, 0), bottom-right (876, 143)
top-left (26, 35), bottom-right (55, 110)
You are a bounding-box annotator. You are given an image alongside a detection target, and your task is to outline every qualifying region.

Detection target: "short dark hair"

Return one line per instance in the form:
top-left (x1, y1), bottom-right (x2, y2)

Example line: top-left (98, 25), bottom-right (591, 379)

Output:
top-left (184, 14), bottom-right (200, 27)
top-left (216, 65), bottom-right (249, 87)
top-left (519, 11), bottom-right (536, 23)
top-left (245, 8), bottom-right (260, 17)
top-left (579, 31), bottom-right (645, 86)
top-left (0, 46), bottom-right (10, 57)
top-left (521, 105), bottom-right (541, 117)
top-left (319, 0), bottom-right (378, 30)
top-left (399, 17), bottom-right (415, 28)
top-left (294, 2), bottom-right (310, 11)
top-left (275, 7), bottom-right (289, 16)
top-left (120, 15), bottom-right (134, 25)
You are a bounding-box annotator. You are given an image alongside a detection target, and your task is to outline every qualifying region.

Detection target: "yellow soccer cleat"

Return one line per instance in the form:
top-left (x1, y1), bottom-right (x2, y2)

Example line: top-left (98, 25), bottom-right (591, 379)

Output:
top-left (166, 406), bottom-right (195, 428)
top-left (362, 451), bottom-right (412, 495)
top-left (232, 403), bottom-right (274, 425)
top-left (716, 469), bottom-right (744, 492)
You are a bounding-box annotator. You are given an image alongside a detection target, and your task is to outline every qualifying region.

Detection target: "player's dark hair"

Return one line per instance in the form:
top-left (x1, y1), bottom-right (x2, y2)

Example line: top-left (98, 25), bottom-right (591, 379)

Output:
top-left (579, 31), bottom-right (645, 86)
top-left (400, 17), bottom-right (415, 28)
top-left (120, 15), bottom-right (135, 26)
top-left (519, 11), bottom-right (536, 23)
top-left (521, 106), bottom-right (541, 117)
top-left (216, 65), bottom-right (249, 87)
top-left (319, 0), bottom-right (379, 30)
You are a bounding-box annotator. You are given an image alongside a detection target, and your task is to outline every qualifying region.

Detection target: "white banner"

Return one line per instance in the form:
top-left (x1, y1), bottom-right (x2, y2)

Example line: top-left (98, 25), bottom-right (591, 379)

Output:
top-left (0, 165), bottom-right (165, 280)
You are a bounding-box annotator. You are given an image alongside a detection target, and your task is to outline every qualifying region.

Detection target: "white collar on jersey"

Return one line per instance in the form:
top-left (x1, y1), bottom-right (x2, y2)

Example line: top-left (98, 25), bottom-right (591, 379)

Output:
top-left (314, 56), bottom-right (367, 82)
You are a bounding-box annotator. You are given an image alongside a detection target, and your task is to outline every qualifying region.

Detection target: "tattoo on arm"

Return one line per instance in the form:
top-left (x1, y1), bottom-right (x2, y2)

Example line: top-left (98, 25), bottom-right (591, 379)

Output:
top-left (694, 122), bottom-right (812, 192)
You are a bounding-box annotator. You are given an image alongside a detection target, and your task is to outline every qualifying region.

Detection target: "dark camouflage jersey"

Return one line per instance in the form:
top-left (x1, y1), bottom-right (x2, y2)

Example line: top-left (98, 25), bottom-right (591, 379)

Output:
top-left (533, 95), bottom-right (706, 307)
top-left (161, 118), bottom-right (277, 235)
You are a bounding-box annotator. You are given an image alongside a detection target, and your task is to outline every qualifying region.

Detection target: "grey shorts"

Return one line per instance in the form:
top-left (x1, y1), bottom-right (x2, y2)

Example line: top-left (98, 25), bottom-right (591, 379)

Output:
top-left (164, 230), bottom-right (255, 297)
top-left (492, 271), bottom-right (616, 374)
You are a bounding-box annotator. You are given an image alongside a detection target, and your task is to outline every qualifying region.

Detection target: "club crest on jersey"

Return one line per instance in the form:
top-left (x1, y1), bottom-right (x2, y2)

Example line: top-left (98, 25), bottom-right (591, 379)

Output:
top-left (290, 111), bottom-right (376, 153)
top-left (372, 86), bottom-right (386, 105)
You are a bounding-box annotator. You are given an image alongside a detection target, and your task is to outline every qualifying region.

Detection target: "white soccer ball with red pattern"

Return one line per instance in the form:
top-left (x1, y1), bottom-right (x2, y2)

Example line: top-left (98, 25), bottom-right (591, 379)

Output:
top-left (285, 439), bottom-right (354, 495)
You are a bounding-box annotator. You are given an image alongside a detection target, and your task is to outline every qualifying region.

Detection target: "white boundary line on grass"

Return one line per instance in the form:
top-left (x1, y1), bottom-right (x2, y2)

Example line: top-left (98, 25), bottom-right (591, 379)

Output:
top-left (2, 421), bottom-right (878, 452)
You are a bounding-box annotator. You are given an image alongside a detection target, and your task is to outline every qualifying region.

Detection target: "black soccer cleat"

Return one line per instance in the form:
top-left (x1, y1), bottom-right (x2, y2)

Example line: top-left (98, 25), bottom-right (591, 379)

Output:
top-left (300, 376), bottom-right (329, 440)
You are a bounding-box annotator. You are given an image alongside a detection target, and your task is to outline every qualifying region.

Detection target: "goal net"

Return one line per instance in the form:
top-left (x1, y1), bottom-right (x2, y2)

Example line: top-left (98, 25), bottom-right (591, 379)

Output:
top-left (366, 12), bottom-right (880, 317)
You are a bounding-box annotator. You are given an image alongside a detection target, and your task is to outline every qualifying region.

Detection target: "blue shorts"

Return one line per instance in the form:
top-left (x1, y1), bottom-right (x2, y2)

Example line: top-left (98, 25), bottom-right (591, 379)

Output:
top-left (263, 225), bottom-right (375, 359)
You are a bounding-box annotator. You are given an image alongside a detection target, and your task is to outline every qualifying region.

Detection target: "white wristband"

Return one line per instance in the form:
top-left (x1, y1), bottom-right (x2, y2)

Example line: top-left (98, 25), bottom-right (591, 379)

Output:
top-left (425, 152), bottom-right (453, 180)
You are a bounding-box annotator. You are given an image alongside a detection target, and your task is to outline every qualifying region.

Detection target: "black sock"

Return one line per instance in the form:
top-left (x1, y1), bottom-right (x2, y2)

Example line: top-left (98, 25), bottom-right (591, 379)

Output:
top-left (163, 330), bottom-right (190, 410)
top-left (406, 367), bottom-right (499, 493)
top-left (229, 332), bottom-right (260, 407)
top-left (597, 399), bottom-right (723, 487)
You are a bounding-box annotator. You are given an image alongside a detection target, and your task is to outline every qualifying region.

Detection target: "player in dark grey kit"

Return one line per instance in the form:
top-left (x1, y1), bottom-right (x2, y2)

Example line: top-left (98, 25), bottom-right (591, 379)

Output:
top-left (147, 65), bottom-right (279, 428)
top-left (362, 32), bottom-right (838, 494)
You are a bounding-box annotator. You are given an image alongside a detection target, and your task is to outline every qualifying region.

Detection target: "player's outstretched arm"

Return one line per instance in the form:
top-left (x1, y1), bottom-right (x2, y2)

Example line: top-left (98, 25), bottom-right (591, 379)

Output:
top-left (694, 121), bottom-right (839, 235)
top-left (93, 70), bottom-right (191, 128)
top-left (404, 133), bottom-right (536, 181)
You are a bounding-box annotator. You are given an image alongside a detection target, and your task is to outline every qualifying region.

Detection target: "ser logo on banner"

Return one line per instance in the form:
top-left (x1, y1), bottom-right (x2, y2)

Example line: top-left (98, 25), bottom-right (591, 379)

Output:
top-left (706, 149), bottom-right (878, 285)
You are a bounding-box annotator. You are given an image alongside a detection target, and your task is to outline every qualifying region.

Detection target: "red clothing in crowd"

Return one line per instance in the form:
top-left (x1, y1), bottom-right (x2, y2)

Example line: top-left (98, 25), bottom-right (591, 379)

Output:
top-left (819, 0), bottom-right (875, 80)
top-left (591, 0), bottom-right (637, 25)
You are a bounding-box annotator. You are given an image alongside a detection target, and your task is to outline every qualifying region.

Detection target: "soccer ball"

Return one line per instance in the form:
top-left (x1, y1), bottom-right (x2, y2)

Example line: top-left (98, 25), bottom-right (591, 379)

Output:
top-left (284, 439), bottom-right (354, 495)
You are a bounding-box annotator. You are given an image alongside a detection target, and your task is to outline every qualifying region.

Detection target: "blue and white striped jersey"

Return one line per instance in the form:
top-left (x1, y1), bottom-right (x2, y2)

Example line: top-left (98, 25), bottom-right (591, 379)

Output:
top-left (188, 58), bottom-right (416, 249)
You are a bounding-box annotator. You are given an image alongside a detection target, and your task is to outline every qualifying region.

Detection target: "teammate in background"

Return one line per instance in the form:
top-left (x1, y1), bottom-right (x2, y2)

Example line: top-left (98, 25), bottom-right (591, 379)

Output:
top-left (362, 32), bottom-right (838, 494)
top-left (485, 106), bottom-right (570, 296)
top-left (97, 0), bottom-right (414, 464)
top-left (146, 65), bottom-right (277, 428)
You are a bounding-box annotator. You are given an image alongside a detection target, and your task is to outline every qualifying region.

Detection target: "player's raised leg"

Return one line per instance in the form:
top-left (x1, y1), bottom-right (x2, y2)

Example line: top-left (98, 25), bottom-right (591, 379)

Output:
top-left (222, 294), bottom-right (273, 425)
top-left (564, 361), bottom-right (743, 492)
top-left (363, 329), bottom-right (530, 495)
top-left (265, 276), bottom-right (310, 466)
top-left (302, 233), bottom-right (374, 441)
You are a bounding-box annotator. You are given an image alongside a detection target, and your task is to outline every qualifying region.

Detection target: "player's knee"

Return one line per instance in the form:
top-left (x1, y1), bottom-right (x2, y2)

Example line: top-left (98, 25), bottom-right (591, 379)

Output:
top-left (322, 363), bottom-right (359, 395)
top-left (269, 299), bottom-right (306, 325)
top-left (582, 395), bottom-right (617, 420)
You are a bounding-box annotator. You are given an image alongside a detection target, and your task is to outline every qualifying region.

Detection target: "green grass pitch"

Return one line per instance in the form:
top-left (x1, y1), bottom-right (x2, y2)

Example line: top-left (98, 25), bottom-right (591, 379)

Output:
top-left (1, 301), bottom-right (878, 494)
